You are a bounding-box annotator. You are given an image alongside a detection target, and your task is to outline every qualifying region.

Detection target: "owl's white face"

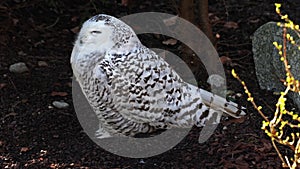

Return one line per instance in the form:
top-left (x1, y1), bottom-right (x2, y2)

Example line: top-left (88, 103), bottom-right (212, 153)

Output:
top-left (71, 20), bottom-right (115, 65)
top-left (71, 14), bottom-right (141, 70)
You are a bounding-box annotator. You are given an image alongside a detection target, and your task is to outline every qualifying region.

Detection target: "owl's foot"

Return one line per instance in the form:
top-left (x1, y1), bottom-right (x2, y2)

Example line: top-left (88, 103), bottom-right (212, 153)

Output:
top-left (95, 123), bottom-right (112, 139)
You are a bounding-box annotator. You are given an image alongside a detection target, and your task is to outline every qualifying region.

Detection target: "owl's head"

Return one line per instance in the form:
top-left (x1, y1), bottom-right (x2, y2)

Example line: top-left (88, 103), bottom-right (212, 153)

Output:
top-left (71, 14), bottom-right (140, 64)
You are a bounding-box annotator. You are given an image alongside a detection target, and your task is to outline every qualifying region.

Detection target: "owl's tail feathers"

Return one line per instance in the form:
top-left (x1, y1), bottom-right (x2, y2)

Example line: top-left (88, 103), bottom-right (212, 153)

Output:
top-left (199, 89), bottom-right (246, 118)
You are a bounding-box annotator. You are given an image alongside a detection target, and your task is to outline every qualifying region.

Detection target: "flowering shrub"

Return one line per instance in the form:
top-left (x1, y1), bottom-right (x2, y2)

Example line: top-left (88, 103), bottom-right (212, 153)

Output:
top-left (232, 3), bottom-right (300, 168)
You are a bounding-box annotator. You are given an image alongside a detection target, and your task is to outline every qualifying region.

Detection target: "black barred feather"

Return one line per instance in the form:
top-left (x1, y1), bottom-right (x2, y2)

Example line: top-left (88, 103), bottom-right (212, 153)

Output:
top-left (71, 14), bottom-right (246, 138)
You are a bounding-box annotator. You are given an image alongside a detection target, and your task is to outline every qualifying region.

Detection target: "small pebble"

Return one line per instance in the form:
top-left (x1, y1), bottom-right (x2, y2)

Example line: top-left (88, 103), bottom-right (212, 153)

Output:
top-left (139, 159), bottom-right (145, 164)
top-left (17, 51), bottom-right (27, 56)
top-left (207, 74), bottom-right (225, 87)
top-left (38, 61), bottom-right (48, 67)
top-left (236, 93), bottom-right (242, 97)
top-left (52, 101), bottom-right (69, 109)
top-left (9, 62), bottom-right (29, 73)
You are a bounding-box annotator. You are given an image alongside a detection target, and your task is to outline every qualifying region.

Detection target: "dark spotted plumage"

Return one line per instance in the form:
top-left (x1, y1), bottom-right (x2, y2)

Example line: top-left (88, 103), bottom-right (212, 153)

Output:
top-left (71, 14), bottom-right (246, 138)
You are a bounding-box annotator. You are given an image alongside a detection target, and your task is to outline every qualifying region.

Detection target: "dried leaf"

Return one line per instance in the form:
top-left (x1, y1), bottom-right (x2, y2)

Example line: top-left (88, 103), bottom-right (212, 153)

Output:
top-left (208, 13), bottom-right (220, 23)
top-left (51, 91), bottom-right (68, 97)
top-left (249, 18), bottom-right (260, 24)
top-left (220, 56), bottom-right (232, 65)
top-left (71, 16), bottom-right (79, 22)
top-left (162, 39), bottom-right (177, 45)
top-left (70, 26), bottom-right (80, 34)
top-left (0, 83), bottom-right (6, 89)
top-left (4, 112), bottom-right (17, 118)
top-left (50, 164), bottom-right (58, 169)
top-left (224, 21), bottom-right (239, 29)
top-left (121, 0), bottom-right (130, 6)
top-left (21, 99), bottom-right (28, 103)
top-left (0, 5), bottom-right (8, 10)
top-left (20, 147), bottom-right (29, 152)
top-left (66, 82), bottom-right (72, 87)
top-left (163, 15), bottom-right (178, 26)
top-left (222, 116), bottom-right (246, 126)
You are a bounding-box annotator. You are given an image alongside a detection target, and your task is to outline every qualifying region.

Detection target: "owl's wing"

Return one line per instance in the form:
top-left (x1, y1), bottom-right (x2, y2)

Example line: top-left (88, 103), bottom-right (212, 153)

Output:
top-left (84, 59), bottom-right (158, 136)
top-left (103, 44), bottom-right (208, 129)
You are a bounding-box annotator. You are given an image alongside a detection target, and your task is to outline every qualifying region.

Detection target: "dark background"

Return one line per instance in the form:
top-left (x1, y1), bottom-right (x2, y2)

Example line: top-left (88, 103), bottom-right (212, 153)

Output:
top-left (0, 0), bottom-right (299, 168)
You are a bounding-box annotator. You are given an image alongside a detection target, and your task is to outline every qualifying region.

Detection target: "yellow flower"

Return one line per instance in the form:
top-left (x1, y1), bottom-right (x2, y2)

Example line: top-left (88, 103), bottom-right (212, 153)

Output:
top-left (277, 22), bottom-right (282, 26)
top-left (231, 69), bottom-right (237, 78)
top-left (275, 3), bottom-right (281, 8)
top-left (281, 14), bottom-right (288, 20)
top-left (292, 113), bottom-right (298, 120)
top-left (275, 3), bottom-right (281, 13)
top-left (280, 57), bottom-right (284, 61)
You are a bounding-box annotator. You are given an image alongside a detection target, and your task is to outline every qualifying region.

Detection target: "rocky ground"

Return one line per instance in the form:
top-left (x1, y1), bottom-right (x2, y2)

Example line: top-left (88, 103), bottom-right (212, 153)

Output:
top-left (1, 0), bottom-right (299, 168)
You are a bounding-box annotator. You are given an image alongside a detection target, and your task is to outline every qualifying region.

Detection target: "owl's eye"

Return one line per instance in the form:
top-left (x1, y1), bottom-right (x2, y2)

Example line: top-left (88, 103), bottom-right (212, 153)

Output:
top-left (90, 30), bottom-right (102, 34)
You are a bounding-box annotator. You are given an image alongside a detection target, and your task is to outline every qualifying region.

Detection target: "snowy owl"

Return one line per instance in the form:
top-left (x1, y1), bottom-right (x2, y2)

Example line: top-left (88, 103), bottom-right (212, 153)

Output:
top-left (71, 14), bottom-right (246, 139)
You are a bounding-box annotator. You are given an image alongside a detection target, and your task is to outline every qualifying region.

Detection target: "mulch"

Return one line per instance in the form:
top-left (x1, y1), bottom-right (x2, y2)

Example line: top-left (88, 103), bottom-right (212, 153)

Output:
top-left (1, 0), bottom-right (299, 168)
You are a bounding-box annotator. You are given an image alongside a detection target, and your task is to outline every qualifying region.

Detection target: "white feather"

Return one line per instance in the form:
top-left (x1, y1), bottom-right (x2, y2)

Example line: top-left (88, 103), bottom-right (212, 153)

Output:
top-left (71, 14), bottom-right (246, 138)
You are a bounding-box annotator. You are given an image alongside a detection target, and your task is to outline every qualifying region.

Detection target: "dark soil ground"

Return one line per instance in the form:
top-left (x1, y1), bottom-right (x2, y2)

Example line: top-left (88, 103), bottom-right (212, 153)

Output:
top-left (1, 0), bottom-right (300, 168)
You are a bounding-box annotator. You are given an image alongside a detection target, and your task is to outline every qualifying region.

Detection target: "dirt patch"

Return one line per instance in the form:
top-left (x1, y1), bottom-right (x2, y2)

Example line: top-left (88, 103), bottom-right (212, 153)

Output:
top-left (0, 0), bottom-right (299, 168)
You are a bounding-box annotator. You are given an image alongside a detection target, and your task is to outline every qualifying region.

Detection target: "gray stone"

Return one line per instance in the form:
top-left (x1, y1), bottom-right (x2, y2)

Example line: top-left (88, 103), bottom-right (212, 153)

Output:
top-left (9, 62), bottom-right (29, 73)
top-left (37, 61), bottom-right (48, 67)
top-left (252, 22), bottom-right (300, 109)
top-left (52, 101), bottom-right (69, 109)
